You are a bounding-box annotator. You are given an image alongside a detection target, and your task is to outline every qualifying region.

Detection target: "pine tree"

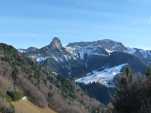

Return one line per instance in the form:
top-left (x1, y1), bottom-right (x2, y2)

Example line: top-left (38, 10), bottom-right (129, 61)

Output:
top-left (145, 66), bottom-right (151, 77)
top-left (124, 66), bottom-right (132, 82)
top-left (12, 66), bottom-right (18, 91)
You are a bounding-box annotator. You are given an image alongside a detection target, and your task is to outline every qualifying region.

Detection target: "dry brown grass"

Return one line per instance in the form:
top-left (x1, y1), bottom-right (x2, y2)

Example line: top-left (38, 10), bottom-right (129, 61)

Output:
top-left (12, 100), bottom-right (57, 113)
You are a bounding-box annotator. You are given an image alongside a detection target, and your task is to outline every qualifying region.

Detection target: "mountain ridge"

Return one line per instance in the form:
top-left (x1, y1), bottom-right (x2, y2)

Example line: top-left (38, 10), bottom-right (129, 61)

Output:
top-left (20, 37), bottom-right (150, 76)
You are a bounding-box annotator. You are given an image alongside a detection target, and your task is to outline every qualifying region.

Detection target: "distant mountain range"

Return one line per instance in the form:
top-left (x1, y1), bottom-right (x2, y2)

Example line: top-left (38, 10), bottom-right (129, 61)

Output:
top-left (18, 37), bottom-right (151, 104)
top-left (19, 37), bottom-right (150, 77)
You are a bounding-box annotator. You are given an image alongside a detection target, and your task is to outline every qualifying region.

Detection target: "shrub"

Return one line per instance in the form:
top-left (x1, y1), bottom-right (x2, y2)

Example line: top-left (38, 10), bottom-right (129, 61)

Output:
top-left (57, 76), bottom-right (76, 99)
top-left (17, 77), bottom-right (48, 107)
top-left (6, 91), bottom-right (22, 101)
top-left (0, 97), bottom-right (15, 113)
top-left (145, 66), bottom-right (151, 77)
top-left (112, 72), bottom-right (151, 113)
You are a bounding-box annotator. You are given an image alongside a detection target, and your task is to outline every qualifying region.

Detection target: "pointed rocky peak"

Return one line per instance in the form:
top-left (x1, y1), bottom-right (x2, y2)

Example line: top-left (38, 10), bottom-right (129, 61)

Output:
top-left (50, 37), bottom-right (63, 50)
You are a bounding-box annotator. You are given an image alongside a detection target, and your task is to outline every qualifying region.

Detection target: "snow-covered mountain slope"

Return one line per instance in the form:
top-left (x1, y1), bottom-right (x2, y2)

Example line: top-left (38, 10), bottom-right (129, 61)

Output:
top-left (68, 39), bottom-right (127, 51)
top-left (67, 39), bottom-right (125, 59)
top-left (75, 64), bottom-right (127, 87)
top-left (67, 39), bottom-right (151, 64)
top-left (76, 47), bottom-right (108, 59)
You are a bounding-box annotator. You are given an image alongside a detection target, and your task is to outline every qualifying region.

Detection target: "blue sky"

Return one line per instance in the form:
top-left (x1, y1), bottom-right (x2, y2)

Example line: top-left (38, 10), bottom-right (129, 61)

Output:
top-left (0, 0), bottom-right (151, 49)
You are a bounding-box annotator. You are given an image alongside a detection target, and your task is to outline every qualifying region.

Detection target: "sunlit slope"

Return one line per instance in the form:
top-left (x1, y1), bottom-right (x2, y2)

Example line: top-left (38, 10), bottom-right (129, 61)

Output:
top-left (12, 100), bottom-right (57, 113)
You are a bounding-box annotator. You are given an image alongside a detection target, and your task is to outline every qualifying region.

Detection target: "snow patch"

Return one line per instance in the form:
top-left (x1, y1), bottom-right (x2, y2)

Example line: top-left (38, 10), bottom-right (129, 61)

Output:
top-left (75, 64), bottom-right (127, 87)
top-left (22, 96), bottom-right (28, 101)
top-left (52, 56), bottom-right (59, 62)
top-left (75, 47), bottom-right (107, 59)
top-left (18, 49), bottom-right (26, 53)
top-left (105, 49), bottom-right (113, 55)
top-left (36, 57), bottom-right (48, 62)
top-left (65, 47), bottom-right (76, 54)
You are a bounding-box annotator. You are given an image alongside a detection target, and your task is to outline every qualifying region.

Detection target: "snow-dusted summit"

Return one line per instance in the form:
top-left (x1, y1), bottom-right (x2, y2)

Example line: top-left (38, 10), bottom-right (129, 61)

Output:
top-left (19, 37), bottom-right (148, 78)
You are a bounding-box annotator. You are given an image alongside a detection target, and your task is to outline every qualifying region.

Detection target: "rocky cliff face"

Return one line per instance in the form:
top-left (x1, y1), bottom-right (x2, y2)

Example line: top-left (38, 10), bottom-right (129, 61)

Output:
top-left (50, 37), bottom-right (63, 50)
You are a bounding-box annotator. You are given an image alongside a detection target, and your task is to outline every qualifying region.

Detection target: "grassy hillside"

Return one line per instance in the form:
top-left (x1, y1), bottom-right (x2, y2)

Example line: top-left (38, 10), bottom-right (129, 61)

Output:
top-left (12, 99), bottom-right (56, 113)
top-left (0, 43), bottom-right (104, 113)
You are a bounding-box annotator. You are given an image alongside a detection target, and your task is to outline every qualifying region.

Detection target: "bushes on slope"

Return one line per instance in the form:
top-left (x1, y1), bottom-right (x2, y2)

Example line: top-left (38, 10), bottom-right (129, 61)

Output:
top-left (112, 67), bottom-right (151, 113)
